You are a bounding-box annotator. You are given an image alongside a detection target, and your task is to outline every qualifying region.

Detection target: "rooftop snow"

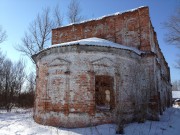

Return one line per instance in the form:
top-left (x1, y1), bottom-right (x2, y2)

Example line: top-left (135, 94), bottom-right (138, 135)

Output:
top-left (50, 37), bottom-right (143, 55)
top-left (54, 6), bottom-right (147, 29)
top-left (172, 91), bottom-right (180, 99)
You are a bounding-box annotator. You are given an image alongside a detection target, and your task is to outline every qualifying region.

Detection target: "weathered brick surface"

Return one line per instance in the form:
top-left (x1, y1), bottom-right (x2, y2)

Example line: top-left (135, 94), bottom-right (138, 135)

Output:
top-left (33, 6), bottom-right (172, 128)
top-left (33, 45), bottom-right (171, 127)
top-left (52, 7), bottom-right (151, 51)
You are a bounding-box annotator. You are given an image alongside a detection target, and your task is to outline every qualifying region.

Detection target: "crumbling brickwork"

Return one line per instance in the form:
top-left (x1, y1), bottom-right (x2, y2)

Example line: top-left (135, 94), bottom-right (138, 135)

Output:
top-left (33, 6), bottom-right (172, 128)
top-left (52, 6), bottom-right (151, 51)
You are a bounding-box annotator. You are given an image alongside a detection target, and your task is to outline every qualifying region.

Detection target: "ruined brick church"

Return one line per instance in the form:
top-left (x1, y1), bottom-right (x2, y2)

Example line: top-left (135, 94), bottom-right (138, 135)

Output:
top-left (32, 6), bottom-right (172, 127)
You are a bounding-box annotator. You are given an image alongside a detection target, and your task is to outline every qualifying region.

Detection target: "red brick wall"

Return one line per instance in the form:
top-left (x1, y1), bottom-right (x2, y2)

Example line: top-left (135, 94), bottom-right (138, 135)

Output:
top-left (33, 6), bottom-right (172, 127)
top-left (52, 6), bottom-right (151, 51)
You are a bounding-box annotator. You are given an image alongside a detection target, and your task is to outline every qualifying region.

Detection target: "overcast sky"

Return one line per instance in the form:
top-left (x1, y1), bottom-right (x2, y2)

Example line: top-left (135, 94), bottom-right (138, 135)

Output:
top-left (0, 0), bottom-right (179, 81)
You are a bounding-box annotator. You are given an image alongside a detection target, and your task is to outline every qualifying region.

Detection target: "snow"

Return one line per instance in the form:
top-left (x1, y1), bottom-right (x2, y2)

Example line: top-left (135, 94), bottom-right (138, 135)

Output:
top-left (172, 91), bottom-right (180, 99)
top-left (51, 37), bottom-right (144, 55)
top-left (0, 106), bottom-right (180, 135)
top-left (55, 6), bottom-right (147, 29)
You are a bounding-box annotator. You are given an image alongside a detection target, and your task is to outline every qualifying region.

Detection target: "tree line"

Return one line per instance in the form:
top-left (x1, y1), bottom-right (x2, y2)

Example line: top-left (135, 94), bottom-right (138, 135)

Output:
top-left (0, 51), bottom-right (35, 111)
top-left (172, 80), bottom-right (180, 91)
top-left (0, 0), bottom-right (82, 112)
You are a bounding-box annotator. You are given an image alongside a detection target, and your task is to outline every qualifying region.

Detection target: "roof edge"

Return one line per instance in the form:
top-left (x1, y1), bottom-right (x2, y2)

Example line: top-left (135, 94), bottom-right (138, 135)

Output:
top-left (32, 37), bottom-right (146, 62)
top-left (53, 6), bottom-right (148, 30)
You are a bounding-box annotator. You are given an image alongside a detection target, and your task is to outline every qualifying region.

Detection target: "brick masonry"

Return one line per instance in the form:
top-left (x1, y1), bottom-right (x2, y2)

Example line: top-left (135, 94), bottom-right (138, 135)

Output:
top-left (52, 6), bottom-right (151, 51)
top-left (33, 6), bottom-right (172, 128)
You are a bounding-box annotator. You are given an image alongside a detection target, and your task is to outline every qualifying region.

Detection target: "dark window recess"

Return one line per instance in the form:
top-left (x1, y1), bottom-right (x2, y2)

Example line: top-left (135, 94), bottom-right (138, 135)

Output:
top-left (95, 75), bottom-right (115, 110)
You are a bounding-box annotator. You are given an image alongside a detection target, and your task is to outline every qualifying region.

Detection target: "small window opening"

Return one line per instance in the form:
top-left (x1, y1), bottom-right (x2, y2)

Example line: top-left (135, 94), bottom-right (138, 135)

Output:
top-left (95, 75), bottom-right (114, 111)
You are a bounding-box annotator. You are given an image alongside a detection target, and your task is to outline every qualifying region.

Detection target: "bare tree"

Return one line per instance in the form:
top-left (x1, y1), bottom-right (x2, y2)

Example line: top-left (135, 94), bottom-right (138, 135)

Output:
top-left (0, 51), bottom-right (5, 107)
top-left (16, 8), bottom-right (53, 62)
top-left (67, 0), bottom-right (83, 23)
top-left (18, 71), bottom-right (35, 108)
top-left (164, 7), bottom-right (180, 46)
top-left (2, 59), bottom-right (13, 111)
top-left (0, 57), bottom-right (26, 111)
top-left (16, 7), bottom-right (63, 63)
top-left (14, 59), bottom-right (26, 106)
top-left (164, 7), bottom-right (180, 70)
top-left (27, 72), bottom-right (35, 104)
top-left (26, 71), bottom-right (36, 92)
top-left (54, 5), bottom-right (63, 27)
top-left (0, 25), bottom-right (7, 44)
top-left (172, 80), bottom-right (180, 91)
top-left (0, 53), bottom-right (36, 110)
top-left (176, 59), bottom-right (180, 69)
top-left (0, 51), bottom-right (5, 65)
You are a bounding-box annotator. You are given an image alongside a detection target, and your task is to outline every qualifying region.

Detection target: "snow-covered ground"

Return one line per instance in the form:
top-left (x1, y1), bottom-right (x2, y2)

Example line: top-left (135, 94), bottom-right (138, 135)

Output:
top-left (0, 106), bottom-right (180, 135)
